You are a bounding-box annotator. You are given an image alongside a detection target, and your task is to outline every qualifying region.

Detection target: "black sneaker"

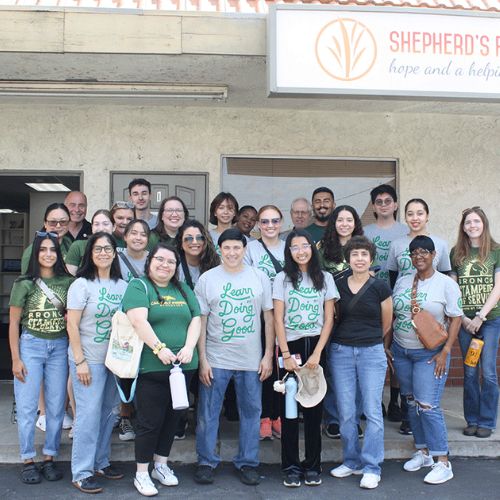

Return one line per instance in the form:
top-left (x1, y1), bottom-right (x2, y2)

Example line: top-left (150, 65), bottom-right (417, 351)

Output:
top-left (237, 465), bottom-right (260, 486)
top-left (388, 402), bottom-right (403, 422)
top-left (283, 471), bottom-right (301, 487)
top-left (325, 423), bottom-right (340, 439)
top-left (118, 418), bottom-right (135, 441)
top-left (194, 465), bottom-right (215, 484)
top-left (399, 421), bottom-right (412, 435)
top-left (73, 475), bottom-right (103, 494)
top-left (304, 470), bottom-right (322, 486)
top-left (463, 424), bottom-right (478, 436)
top-left (95, 465), bottom-right (124, 480)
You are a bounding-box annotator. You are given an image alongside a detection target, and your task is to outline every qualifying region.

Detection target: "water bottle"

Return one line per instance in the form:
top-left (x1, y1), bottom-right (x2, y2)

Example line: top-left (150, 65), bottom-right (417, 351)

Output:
top-left (169, 362), bottom-right (189, 410)
top-left (285, 375), bottom-right (298, 419)
top-left (464, 336), bottom-right (484, 368)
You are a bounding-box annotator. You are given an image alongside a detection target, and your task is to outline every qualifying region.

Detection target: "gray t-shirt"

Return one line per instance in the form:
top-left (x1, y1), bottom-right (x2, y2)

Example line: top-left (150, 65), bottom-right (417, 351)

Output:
top-left (146, 213), bottom-right (158, 230)
top-left (387, 234), bottom-right (451, 283)
top-left (392, 271), bottom-right (463, 349)
top-left (272, 271), bottom-right (339, 342)
top-left (118, 249), bottom-right (148, 282)
top-left (195, 264), bottom-right (273, 371)
top-left (364, 222), bottom-right (407, 284)
top-left (67, 277), bottom-right (128, 363)
top-left (244, 239), bottom-right (285, 284)
top-left (178, 264), bottom-right (201, 287)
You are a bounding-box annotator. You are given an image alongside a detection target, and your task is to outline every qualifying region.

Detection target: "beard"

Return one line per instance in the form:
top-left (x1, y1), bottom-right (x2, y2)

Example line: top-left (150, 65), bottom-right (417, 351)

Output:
top-left (315, 213), bottom-right (330, 222)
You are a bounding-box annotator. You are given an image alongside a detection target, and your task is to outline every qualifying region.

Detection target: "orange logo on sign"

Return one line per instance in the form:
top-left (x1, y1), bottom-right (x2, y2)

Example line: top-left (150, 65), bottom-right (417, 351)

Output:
top-left (315, 18), bottom-right (377, 81)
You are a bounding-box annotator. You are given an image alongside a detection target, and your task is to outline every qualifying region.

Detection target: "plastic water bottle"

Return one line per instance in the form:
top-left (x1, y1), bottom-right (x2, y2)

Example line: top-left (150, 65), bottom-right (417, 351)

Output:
top-left (285, 375), bottom-right (298, 419)
top-left (169, 363), bottom-right (189, 410)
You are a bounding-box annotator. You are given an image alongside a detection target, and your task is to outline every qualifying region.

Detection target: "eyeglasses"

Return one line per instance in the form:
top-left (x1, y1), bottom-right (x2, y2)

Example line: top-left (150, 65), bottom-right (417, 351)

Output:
top-left (112, 201), bottom-right (134, 210)
top-left (92, 245), bottom-right (114, 254)
top-left (260, 218), bottom-right (281, 226)
top-left (291, 210), bottom-right (310, 216)
top-left (410, 249), bottom-right (432, 258)
top-left (164, 208), bottom-right (184, 214)
top-left (152, 256), bottom-right (177, 266)
top-left (374, 198), bottom-right (394, 206)
top-left (183, 235), bottom-right (206, 243)
top-left (45, 219), bottom-right (69, 227)
top-left (462, 206), bottom-right (482, 215)
top-left (35, 231), bottom-right (58, 239)
top-left (290, 244), bottom-right (311, 253)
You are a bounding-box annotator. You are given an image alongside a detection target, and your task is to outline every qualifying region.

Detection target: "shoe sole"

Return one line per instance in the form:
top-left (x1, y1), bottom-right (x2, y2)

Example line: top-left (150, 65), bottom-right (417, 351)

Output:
top-left (360, 482), bottom-right (379, 489)
top-left (404, 462), bottom-right (433, 472)
top-left (304, 480), bottom-right (322, 486)
top-left (151, 470), bottom-right (178, 487)
top-left (283, 481), bottom-right (301, 487)
top-left (133, 479), bottom-right (158, 496)
top-left (119, 434), bottom-right (135, 441)
top-left (330, 469), bottom-right (363, 478)
top-left (259, 435), bottom-right (273, 441)
top-left (424, 473), bottom-right (454, 485)
top-left (72, 482), bottom-right (103, 494)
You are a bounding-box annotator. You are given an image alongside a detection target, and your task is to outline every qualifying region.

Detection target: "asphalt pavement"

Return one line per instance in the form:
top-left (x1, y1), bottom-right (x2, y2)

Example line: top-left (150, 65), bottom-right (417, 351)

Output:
top-left (1, 459), bottom-right (499, 500)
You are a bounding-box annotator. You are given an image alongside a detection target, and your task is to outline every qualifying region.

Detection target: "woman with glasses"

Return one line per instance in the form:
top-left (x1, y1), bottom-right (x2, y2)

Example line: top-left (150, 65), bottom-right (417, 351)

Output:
top-left (150, 196), bottom-right (189, 248)
top-left (208, 192), bottom-right (239, 250)
top-left (110, 202), bottom-right (135, 249)
top-left (122, 243), bottom-right (201, 496)
top-left (244, 205), bottom-right (285, 440)
top-left (67, 232), bottom-right (127, 494)
top-left (21, 203), bottom-right (73, 274)
top-left (450, 207), bottom-right (500, 438)
top-left (65, 209), bottom-right (114, 275)
top-left (273, 229), bottom-right (338, 488)
top-left (387, 236), bottom-right (462, 485)
top-left (9, 232), bottom-right (73, 484)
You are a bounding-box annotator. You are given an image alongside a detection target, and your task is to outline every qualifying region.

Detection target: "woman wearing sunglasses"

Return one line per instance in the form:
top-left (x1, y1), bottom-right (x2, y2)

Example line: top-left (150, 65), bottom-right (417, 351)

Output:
top-left (244, 205), bottom-right (285, 440)
top-left (450, 207), bottom-right (500, 438)
top-left (67, 232), bottom-right (127, 494)
top-left (21, 203), bottom-right (73, 274)
top-left (9, 231), bottom-right (73, 484)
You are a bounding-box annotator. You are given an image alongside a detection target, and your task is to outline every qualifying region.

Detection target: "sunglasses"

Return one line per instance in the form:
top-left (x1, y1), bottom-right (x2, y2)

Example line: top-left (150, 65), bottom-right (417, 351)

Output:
top-left (45, 219), bottom-right (69, 227)
top-left (183, 235), bottom-right (206, 243)
top-left (112, 201), bottom-right (134, 210)
top-left (35, 231), bottom-right (58, 239)
top-left (260, 218), bottom-right (281, 226)
top-left (462, 206), bottom-right (482, 215)
top-left (374, 198), bottom-right (394, 206)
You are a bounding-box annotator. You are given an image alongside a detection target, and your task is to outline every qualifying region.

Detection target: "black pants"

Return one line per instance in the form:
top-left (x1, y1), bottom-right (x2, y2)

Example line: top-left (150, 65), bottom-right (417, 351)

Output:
top-left (135, 370), bottom-right (193, 463)
top-left (261, 315), bottom-right (280, 420)
top-left (279, 336), bottom-right (323, 474)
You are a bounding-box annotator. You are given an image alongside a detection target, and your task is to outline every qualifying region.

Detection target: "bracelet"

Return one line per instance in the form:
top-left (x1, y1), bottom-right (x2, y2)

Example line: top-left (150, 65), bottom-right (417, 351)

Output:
top-left (281, 350), bottom-right (290, 355)
top-left (152, 342), bottom-right (166, 356)
top-left (283, 355), bottom-right (291, 360)
top-left (75, 358), bottom-right (86, 367)
top-left (475, 312), bottom-right (487, 322)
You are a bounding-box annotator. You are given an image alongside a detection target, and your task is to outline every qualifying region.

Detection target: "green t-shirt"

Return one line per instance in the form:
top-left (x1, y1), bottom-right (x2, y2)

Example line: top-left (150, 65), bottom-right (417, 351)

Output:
top-left (305, 223), bottom-right (327, 244)
top-left (147, 231), bottom-right (176, 250)
top-left (65, 240), bottom-right (88, 267)
top-left (318, 246), bottom-right (349, 278)
top-left (9, 274), bottom-right (74, 339)
top-left (450, 246), bottom-right (500, 320)
top-left (122, 277), bottom-right (201, 373)
top-left (21, 236), bottom-right (73, 274)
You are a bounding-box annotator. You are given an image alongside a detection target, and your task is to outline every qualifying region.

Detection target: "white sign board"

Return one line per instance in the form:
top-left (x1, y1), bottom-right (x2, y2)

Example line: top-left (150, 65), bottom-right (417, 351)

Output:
top-left (268, 5), bottom-right (500, 99)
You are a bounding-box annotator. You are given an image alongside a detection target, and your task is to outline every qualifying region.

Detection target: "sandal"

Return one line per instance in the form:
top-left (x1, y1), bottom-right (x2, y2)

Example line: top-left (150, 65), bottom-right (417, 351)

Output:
top-left (40, 460), bottom-right (63, 481)
top-left (21, 462), bottom-right (41, 484)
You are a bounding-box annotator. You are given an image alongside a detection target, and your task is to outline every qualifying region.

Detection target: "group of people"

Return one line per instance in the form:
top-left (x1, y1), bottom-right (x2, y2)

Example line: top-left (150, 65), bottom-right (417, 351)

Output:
top-left (8, 179), bottom-right (499, 495)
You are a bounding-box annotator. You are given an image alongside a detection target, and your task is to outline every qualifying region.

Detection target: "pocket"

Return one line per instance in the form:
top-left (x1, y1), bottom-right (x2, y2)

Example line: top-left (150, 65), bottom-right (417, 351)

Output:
top-left (20, 332), bottom-right (38, 341)
top-left (329, 342), bottom-right (342, 352)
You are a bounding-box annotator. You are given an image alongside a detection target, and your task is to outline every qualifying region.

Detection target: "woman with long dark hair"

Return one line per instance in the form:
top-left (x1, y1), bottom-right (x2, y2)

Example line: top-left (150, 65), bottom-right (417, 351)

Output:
top-left (9, 232), bottom-right (73, 484)
top-left (273, 229), bottom-right (338, 487)
top-left (67, 232), bottom-right (127, 494)
top-left (150, 196), bottom-right (189, 247)
top-left (123, 243), bottom-right (201, 496)
top-left (208, 192), bottom-right (239, 249)
top-left (451, 207), bottom-right (500, 438)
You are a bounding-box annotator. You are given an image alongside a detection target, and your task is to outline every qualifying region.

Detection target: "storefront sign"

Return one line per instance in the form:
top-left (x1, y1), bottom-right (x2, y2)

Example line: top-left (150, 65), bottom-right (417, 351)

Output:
top-left (268, 5), bottom-right (500, 99)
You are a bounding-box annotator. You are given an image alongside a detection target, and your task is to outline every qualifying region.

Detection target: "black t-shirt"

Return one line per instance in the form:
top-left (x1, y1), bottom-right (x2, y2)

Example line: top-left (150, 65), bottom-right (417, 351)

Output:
top-left (67, 219), bottom-right (92, 242)
top-left (332, 276), bottom-right (392, 347)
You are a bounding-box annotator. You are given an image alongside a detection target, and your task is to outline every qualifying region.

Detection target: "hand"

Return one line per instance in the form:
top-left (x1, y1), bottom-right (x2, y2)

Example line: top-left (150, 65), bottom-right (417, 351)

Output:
top-left (76, 361), bottom-right (91, 386)
top-left (466, 316), bottom-right (483, 335)
top-left (305, 351), bottom-right (321, 370)
top-left (199, 359), bottom-right (213, 387)
top-left (429, 350), bottom-right (448, 379)
top-left (384, 347), bottom-right (395, 373)
top-left (284, 356), bottom-right (299, 372)
top-left (176, 346), bottom-right (194, 365)
top-left (258, 354), bottom-right (273, 381)
top-left (12, 359), bottom-right (27, 383)
top-left (157, 347), bottom-right (177, 365)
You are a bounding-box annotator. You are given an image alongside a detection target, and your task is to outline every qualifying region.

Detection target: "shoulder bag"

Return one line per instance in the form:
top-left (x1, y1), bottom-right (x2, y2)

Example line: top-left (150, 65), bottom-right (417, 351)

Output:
top-left (410, 274), bottom-right (448, 350)
top-left (35, 278), bottom-right (66, 316)
top-left (258, 238), bottom-right (283, 274)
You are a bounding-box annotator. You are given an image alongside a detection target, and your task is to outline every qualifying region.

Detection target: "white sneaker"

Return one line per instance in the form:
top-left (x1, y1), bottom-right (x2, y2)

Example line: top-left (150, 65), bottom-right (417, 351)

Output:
top-left (403, 450), bottom-right (434, 472)
top-left (360, 473), bottom-right (380, 489)
top-left (36, 414), bottom-right (46, 432)
top-left (151, 463), bottom-right (179, 486)
top-left (68, 427), bottom-right (74, 439)
top-left (62, 412), bottom-right (73, 429)
top-left (424, 461), bottom-right (453, 485)
top-left (330, 464), bottom-right (363, 478)
top-left (134, 472), bottom-right (158, 497)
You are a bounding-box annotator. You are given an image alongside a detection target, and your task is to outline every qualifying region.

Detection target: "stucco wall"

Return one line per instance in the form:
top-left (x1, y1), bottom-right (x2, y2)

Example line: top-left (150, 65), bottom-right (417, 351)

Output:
top-left (0, 102), bottom-right (498, 244)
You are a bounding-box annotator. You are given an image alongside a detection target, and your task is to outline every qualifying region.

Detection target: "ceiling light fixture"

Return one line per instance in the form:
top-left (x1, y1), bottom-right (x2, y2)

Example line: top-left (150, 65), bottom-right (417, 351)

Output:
top-left (25, 183), bottom-right (71, 192)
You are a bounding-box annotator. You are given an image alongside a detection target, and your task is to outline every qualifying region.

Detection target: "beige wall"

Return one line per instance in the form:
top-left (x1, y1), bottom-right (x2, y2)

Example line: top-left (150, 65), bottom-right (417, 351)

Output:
top-left (0, 101), bottom-right (498, 245)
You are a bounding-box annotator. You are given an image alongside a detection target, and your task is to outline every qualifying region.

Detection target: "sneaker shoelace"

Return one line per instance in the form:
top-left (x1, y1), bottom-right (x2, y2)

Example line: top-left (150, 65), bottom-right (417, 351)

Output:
top-left (120, 420), bottom-right (134, 434)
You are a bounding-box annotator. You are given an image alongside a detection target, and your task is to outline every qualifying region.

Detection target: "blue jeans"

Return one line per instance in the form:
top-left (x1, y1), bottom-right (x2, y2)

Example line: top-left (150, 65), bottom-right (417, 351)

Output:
top-left (330, 342), bottom-right (387, 475)
top-left (14, 332), bottom-right (68, 460)
top-left (70, 361), bottom-right (120, 482)
top-left (392, 341), bottom-right (450, 456)
top-left (458, 317), bottom-right (500, 430)
top-left (197, 368), bottom-right (261, 469)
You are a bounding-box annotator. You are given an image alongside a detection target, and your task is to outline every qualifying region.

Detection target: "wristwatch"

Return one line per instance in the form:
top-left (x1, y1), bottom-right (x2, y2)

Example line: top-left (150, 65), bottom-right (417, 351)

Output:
top-left (475, 311), bottom-right (487, 322)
